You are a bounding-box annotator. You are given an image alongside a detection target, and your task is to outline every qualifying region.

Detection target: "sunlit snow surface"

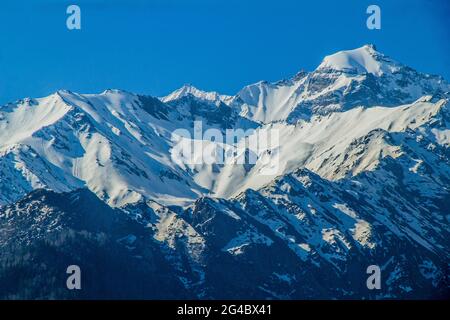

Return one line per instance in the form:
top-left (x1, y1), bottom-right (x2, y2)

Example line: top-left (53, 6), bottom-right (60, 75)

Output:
top-left (0, 45), bottom-right (449, 299)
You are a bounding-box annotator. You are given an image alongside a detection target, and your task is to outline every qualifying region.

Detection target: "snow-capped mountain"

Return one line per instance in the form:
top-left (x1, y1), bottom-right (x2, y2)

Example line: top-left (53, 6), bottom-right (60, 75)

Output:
top-left (161, 84), bottom-right (234, 105)
top-left (0, 45), bottom-right (449, 299)
top-left (206, 97), bottom-right (449, 199)
top-left (0, 89), bottom-right (256, 207)
top-left (233, 44), bottom-right (449, 123)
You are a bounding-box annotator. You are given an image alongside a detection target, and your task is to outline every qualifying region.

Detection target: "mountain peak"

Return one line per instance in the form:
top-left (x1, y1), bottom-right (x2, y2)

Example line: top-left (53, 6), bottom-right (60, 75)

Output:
top-left (100, 88), bottom-right (133, 96)
top-left (317, 44), bottom-right (398, 76)
top-left (363, 43), bottom-right (377, 51)
top-left (161, 84), bottom-right (232, 104)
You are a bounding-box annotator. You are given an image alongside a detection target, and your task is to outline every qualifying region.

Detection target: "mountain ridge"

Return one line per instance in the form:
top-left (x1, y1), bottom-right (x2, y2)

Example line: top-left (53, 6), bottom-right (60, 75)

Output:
top-left (1, 45), bottom-right (449, 208)
top-left (0, 44), bottom-right (449, 299)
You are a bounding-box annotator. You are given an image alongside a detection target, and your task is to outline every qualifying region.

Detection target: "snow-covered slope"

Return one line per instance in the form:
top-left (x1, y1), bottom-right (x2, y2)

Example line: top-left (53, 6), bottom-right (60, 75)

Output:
top-left (317, 44), bottom-right (396, 76)
top-left (0, 44), bottom-right (449, 299)
top-left (0, 90), bottom-right (199, 206)
top-left (161, 84), bottom-right (233, 105)
top-left (231, 74), bottom-right (308, 124)
top-left (0, 88), bottom-right (259, 207)
top-left (186, 97), bottom-right (449, 198)
top-left (1, 45), bottom-right (449, 210)
top-left (233, 44), bottom-right (449, 123)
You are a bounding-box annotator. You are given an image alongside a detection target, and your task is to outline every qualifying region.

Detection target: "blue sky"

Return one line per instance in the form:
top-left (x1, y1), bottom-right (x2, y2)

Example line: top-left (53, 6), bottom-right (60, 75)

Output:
top-left (0, 0), bottom-right (448, 104)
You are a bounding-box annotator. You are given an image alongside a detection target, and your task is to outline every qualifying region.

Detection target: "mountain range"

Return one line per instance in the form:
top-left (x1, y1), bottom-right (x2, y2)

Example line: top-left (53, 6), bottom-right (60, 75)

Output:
top-left (0, 44), bottom-right (449, 299)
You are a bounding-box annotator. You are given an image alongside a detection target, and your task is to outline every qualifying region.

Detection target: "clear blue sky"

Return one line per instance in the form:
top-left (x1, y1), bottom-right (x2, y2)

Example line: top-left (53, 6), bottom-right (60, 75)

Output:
top-left (0, 0), bottom-right (448, 104)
